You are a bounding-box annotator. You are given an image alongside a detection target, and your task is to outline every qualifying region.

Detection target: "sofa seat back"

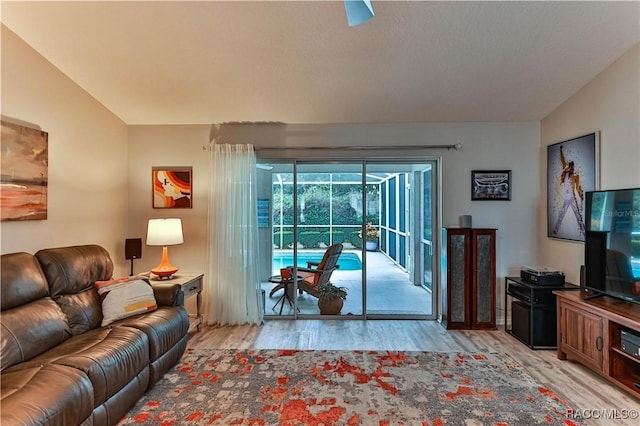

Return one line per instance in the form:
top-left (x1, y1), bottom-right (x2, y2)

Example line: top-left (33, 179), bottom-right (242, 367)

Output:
top-left (36, 244), bottom-right (114, 335)
top-left (1, 252), bottom-right (71, 372)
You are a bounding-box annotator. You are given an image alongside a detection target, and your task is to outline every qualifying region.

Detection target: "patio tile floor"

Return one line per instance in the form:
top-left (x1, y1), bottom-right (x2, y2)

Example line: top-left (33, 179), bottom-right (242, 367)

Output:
top-left (262, 250), bottom-right (433, 317)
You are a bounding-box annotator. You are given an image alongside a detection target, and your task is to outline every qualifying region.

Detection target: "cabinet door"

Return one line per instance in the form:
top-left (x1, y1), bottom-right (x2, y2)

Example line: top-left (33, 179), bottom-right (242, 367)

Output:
top-left (444, 228), bottom-right (470, 328)
top-left (471, 229), bottom-right (496, 329)
top-left (558, 301), bottom-right (604, 372)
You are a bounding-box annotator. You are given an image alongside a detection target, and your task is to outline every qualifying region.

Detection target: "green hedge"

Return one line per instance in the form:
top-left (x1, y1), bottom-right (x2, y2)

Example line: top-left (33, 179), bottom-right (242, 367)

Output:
top-left (298, 230), bottom-right (326, 248)
top-left (273, 230), bottom-right (294, 249)
top-left (273, 228), bottom-right (368, 249)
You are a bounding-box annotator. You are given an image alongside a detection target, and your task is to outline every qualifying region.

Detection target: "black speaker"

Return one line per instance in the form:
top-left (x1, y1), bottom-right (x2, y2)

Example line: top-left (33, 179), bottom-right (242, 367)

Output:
top-left (512, 300), bottom-right (530, 344)
top-left (512, 300), bottom-right (557, 347)
top-left (585, 231), bottom-right (607, 293)
top-left (125, 238), bottom-right (142, 260)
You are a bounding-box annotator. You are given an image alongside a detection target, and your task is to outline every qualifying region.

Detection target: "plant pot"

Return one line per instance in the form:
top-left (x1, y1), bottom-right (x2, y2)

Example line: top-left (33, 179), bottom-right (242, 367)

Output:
top-left (365, 240), bottom-right (378, 251)
top-left (318, 296), bottom-right (344, 315)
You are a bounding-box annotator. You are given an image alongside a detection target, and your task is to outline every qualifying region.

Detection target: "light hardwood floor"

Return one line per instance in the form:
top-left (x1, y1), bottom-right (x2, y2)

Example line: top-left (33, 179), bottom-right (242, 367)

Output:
top-left (189, 320), bottom-right (639, 425)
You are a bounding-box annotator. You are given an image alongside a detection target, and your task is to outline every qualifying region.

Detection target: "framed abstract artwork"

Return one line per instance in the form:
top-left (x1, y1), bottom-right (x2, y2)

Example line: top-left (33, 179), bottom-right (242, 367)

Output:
top-left (547, 132), bottom-right (599, 242)
top-left (152, 167), bottom-right (192, 208)
top-left (471, 170), bottom-right (511, 201)
top-left (1, 120), bottom-right (49, 221)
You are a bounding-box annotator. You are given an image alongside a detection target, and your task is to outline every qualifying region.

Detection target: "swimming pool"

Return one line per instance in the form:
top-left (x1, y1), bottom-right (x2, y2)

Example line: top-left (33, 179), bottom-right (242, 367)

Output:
top-left (273, 252), bottom-right (362, 271)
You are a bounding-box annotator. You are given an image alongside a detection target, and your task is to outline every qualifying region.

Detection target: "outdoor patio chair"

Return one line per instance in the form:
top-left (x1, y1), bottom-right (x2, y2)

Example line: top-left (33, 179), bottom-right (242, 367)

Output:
top-left (297, 243), bottom-right (343, 297)
top-left (269, 243), bottom-right (343, 298)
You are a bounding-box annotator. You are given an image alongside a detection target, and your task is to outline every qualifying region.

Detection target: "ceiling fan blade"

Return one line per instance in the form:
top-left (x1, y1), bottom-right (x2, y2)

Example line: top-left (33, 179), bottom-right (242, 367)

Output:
top-left (344, 0), bottom-right (375, 27)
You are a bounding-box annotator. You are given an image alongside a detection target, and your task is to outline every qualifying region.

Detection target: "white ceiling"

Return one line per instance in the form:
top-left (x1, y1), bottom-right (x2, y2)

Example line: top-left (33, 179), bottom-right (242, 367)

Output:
top-left (2, 1), bottom-right (639, 125)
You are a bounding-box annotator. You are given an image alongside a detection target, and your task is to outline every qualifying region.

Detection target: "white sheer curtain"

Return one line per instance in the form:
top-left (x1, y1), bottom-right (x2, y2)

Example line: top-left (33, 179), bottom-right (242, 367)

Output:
top-left (205, 143), bottom-right (262, 325)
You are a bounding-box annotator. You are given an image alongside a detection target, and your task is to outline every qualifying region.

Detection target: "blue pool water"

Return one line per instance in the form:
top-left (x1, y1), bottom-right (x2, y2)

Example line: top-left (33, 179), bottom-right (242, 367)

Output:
top-left (273, 252), bottom-right (362, 271)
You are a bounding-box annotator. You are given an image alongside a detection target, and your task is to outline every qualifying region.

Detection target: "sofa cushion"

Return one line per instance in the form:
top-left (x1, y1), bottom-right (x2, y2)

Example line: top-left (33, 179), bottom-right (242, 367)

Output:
top-left (91, 367), bottom-right (150, 426)
top-left (96, 276), bottom-right (158, 326)
top-left (54, 287), bottom-right (103, 334)
top-left (35, 245), bottom-right (114, 335)
top-left (115, 306), bottom-right (189, 361)
top-left (5, 326), bottom-right (150, 407)
top-left (0, 298), bottom-right (71, 372)
top-left (1, 252), bottom-right (72, 372)
top-left (1, 252), bottom-right (50, 311)
top-left (36, 245), bottom-right (114, 297)
top-left (148, 334), bottom-right (189, 387)
top-left (0, 363), bottom-right (93, 426)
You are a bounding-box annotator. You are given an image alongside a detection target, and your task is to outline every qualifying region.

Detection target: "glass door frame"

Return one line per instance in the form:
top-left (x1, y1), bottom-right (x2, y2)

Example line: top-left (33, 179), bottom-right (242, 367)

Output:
top-left (260, 154), bottom-right (441, 321)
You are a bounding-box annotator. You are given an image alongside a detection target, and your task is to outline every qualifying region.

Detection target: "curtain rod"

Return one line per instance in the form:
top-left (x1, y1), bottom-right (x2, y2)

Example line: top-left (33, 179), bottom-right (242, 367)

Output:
top-left (258, 143), bottom-right (462, 151)
top-left (203, 143), bottom-right (462, 151)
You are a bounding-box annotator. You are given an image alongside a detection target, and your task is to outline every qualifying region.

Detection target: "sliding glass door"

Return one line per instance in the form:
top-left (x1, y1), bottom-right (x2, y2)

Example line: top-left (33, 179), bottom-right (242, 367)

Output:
top-left (258, 158), bottom-right (438, 319)
top-left (294, 163), bottom-right (364, 316)
top-left (365, 162), bottom-right (435, 317)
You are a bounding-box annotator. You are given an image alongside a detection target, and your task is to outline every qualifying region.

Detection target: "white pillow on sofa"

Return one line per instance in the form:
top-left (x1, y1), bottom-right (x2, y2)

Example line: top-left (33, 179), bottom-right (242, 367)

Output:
top-left (96, 276), bottom-right (157, 326)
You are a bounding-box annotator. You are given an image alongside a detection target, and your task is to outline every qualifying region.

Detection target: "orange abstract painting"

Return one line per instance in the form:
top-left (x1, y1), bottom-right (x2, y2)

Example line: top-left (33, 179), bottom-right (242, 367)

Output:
top-left (152, 167), bottom-right (192, 208)
top-left (1, 121), bottom-right (48, 221)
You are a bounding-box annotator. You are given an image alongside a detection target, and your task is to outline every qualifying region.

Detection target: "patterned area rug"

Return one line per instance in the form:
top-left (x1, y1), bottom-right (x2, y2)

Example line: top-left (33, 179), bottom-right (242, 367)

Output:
top-left (119, 349), bottom-right (581, 425)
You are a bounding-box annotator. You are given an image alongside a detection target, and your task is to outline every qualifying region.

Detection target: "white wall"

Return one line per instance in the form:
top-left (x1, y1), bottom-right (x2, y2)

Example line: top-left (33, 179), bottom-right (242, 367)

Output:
top-left (127, 125), bottom-right (210, 276)
top-left (540, 43), bottom-right (640, 284)
top-left (0, 25), bottom-right (129, 274)
top-left (127, 121), bottom-right (541, 320)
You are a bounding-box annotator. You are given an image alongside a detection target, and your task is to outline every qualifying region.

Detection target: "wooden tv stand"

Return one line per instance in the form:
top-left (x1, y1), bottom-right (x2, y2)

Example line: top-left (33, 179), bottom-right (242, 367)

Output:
top-left (554, 290), bottom-right (640, 399)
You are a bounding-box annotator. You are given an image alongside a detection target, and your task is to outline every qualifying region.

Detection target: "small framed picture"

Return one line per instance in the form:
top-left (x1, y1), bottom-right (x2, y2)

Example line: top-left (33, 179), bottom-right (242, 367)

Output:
top-left (471, 170), bottom-right (512, 201)
top-left (152, 167), bottom-right (192, 208)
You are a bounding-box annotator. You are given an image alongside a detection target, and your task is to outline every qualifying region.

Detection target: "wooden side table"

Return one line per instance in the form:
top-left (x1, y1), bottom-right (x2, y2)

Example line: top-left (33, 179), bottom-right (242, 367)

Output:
top-left (152, 273), bottom-right (204, 332)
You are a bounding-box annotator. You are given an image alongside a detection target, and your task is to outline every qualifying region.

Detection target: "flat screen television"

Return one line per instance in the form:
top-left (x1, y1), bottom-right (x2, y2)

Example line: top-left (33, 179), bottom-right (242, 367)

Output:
top-left (584, 187), bottom-right (640, 304)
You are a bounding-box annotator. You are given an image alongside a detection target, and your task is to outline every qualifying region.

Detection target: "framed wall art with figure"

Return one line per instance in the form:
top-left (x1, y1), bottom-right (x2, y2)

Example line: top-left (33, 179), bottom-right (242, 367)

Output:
top-left (152, 167), bottom-right (192, 209)
top-left (547, 132), bottom-right (599, 242)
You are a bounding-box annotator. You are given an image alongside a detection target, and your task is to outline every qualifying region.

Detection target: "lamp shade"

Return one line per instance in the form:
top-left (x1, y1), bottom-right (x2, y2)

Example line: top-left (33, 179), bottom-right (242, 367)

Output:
top-left (146, 218), bottom-right (184, 246)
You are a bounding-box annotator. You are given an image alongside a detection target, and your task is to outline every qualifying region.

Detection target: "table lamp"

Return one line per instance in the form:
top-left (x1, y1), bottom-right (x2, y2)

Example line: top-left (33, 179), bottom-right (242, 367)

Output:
top-left (146, 218), bottom-right (184, 279)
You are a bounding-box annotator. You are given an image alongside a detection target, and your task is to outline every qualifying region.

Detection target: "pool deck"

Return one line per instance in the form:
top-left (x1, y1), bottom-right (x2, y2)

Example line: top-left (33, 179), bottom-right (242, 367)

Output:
top-left (263, 250), bottom-right (433, 317)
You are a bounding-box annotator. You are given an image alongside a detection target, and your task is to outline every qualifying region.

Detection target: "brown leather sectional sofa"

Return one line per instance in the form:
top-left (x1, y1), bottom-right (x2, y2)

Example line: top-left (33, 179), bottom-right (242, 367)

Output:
top-left (0, 245), bottom-right (190, 426)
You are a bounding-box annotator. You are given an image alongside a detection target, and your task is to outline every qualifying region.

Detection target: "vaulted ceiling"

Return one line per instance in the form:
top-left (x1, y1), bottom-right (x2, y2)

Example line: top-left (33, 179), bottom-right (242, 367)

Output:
top-left (2, 1), bottom-right (639, 125)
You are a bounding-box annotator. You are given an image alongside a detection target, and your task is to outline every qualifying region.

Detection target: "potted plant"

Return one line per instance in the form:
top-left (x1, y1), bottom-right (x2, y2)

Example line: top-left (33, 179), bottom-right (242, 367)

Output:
top-left (316, 282), bottom-right (348, 315)
top-left (358, 222), bottom-right (379, 251)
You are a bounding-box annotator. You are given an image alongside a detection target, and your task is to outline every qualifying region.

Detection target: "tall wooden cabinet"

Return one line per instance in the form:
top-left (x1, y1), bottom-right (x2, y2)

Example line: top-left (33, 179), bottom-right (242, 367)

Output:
top-left (442, 227), bottom-right (497, 329)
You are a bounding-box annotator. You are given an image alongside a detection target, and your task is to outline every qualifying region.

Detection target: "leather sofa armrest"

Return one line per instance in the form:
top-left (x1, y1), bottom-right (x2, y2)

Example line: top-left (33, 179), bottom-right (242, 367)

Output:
top-left (151, 283), bottom-right (184, 306)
